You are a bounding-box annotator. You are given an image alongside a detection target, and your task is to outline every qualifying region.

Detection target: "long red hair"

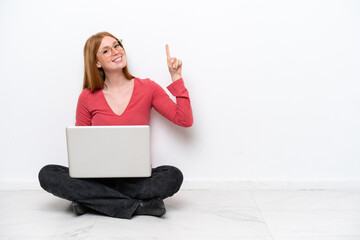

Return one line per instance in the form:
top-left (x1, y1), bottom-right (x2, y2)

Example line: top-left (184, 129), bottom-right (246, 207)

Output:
top-left (83, 32), bottom-right (135, 92)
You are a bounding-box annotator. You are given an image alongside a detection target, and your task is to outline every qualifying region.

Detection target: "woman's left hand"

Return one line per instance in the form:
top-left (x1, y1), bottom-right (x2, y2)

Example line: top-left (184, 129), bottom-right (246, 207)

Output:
top-left (166, 44), bottom-right (182, 82)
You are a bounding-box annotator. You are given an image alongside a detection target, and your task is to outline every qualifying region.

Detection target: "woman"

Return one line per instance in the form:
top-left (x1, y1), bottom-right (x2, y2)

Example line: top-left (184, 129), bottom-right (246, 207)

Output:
top-left (38, 32), bottom-right (193, 219)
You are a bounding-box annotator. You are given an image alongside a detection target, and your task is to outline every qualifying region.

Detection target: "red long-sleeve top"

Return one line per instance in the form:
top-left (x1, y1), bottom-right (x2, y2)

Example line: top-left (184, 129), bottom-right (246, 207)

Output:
top-left (75, 77), bottom-right (193, 127)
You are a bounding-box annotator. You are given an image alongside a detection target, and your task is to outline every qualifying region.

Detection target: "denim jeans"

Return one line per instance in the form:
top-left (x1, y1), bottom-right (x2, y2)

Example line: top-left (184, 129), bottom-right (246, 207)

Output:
top-left (38, 164), bottom-right (183, 219)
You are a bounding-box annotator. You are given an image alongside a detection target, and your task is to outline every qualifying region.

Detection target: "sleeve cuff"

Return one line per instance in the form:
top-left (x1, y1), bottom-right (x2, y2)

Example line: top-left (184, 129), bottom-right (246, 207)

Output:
top-left (167, 78), bottom-right (189, 98)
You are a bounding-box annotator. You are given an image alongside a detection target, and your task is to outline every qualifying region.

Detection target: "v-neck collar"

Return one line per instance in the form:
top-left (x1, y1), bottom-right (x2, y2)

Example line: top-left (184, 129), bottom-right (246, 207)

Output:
top-left (100, 78), bottom-right (136, 117)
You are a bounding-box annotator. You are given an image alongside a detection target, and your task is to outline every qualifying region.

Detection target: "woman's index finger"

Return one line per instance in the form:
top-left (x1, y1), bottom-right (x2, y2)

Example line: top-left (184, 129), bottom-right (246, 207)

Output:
top-left (166, 44), bottom-right (171, 60)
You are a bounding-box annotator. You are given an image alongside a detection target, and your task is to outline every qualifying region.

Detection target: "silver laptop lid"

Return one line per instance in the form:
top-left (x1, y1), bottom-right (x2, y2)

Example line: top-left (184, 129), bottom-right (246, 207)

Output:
top-left (66, 125), bottom-right (151, 178)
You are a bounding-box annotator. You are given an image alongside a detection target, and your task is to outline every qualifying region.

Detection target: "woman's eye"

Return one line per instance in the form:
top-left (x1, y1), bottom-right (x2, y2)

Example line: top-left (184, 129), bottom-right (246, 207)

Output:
top-left (103, 50), bottom-right (109, 54)
top-left (114, 44), bottom-right (121, 49)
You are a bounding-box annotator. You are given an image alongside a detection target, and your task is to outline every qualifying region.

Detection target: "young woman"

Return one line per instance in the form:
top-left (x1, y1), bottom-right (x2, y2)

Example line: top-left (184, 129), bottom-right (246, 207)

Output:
top-left (38, 32), bottom-right (193, 219)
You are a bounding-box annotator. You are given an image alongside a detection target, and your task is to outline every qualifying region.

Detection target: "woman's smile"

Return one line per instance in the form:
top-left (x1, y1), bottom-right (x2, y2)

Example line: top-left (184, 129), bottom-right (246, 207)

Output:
top-left (112, 55), bottom-right (122, 63)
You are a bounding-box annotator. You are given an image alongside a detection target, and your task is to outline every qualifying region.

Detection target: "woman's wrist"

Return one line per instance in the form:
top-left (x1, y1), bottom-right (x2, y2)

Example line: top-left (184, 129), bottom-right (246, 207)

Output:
top-left (171, 74), bottom-right (182, 82)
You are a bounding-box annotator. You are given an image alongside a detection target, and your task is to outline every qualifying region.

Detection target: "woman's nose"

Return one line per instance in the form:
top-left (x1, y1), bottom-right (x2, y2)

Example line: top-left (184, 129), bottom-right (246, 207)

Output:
top-left (112, 48), bottom-right (121, 55)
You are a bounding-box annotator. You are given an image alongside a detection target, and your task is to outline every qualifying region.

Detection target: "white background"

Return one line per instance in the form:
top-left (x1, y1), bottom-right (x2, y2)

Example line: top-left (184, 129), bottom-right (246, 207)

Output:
top-left (0, 0), bottom-right (359, 188)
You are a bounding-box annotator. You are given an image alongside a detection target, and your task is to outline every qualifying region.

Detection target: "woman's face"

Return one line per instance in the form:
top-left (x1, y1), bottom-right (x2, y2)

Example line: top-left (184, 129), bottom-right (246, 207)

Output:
top-left (96, 36), bottom-right (127, 72)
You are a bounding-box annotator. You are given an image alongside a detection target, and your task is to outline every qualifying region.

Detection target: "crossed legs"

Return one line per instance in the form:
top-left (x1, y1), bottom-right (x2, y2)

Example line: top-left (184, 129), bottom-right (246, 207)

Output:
top-left (38, 164), bottom-right (183, 219)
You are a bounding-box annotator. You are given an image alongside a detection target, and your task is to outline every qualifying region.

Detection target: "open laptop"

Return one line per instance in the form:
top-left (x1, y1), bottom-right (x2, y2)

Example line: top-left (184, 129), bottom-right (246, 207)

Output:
top-left (65, 125), bottom-right (151, 178)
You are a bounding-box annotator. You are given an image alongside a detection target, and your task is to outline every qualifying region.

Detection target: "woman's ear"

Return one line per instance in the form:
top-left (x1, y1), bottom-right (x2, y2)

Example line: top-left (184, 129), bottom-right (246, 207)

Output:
top-left (96, 61), bottom-right (102, 68)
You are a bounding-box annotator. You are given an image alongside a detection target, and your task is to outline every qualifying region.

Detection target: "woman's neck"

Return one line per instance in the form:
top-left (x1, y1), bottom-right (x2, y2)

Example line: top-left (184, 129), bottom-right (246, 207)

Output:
top-left (103, 70), bottom-right (130, 91)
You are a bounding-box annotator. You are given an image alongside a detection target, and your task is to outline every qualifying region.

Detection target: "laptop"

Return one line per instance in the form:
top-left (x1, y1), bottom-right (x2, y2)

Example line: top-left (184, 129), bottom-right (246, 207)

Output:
top-left (65, 125), bottom-right (151, 178)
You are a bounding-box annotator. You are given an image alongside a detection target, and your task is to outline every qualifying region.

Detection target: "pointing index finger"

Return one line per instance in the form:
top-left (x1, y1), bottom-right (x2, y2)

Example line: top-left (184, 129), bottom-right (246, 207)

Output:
top-left (166, 44), bottom-right (171, 60)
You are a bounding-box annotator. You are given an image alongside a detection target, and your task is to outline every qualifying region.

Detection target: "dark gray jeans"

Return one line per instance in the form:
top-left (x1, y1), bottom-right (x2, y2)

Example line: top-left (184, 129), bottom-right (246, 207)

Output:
top-left (38, 164), bottom-right (183, 219)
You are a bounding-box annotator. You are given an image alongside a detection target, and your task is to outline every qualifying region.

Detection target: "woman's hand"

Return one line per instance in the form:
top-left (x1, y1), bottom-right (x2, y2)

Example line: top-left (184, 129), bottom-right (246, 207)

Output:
top-left (166, 44), bottom-right (182, 82)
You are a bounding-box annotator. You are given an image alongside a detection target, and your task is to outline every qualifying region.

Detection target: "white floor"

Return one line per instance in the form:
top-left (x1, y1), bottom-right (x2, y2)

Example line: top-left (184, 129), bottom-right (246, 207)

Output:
top-left (1, 189), bottom-right (360, 240)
